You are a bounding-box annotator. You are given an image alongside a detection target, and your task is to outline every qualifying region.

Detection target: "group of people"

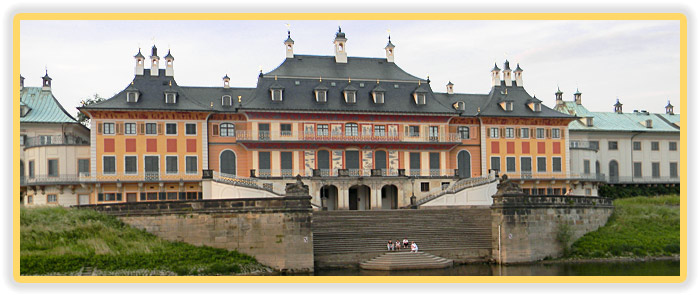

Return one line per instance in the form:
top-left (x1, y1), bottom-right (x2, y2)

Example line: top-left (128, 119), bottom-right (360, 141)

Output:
top-left (387, 238), bottom-right (419, 253)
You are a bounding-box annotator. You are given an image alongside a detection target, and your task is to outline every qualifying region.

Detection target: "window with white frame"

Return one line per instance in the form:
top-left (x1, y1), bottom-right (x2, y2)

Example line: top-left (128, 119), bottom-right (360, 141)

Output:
top-left (553, 157), bottom-right (562, 172)
top-left (505, 128), bottom-right (514, 138)
top-left (490, 127), bottom-right (499, 139)
top-left (537, 157), bottom-right (547, 172)
top-left (521, 128), bottom-right (530, 139)
top-left (220, 123), bottom-right (235, 137)
top-left (222, 95), bottom-right (233, 106)
top-left (145, 123), bottom-right (157, 135)
top-left (315, 90), bottom-right (327, 103)
top-left (127, 91), bottom-right (139, 103)
top-left (165, 123), bottom-right (177, 135)
top-left (415, 93), bottom-right (426, 105)
top-left (185, 123), bottom-right (197, 135)
top-left (165, 92), bottom-right (177, 104)
top-left (374, 125), bottom-right (386, 137)
top-left (551, 128), bottom-right (560, 139)
top-left (125, 156), bottom-right (137, 174)
top-left (491, 157), bottom-right (501, 172)
top-left (317, 124), bottom-right (329, 136)
top-left (166, 156), bottom-right (178, 174)
top-left (458, 126), bottom-right (470, 139)
top-left (345, 123), bottom-right (358, 137)
top-left (103, 156), bottom-right (116, 175)
top-left (186, 156), bottom-right (198, 174)
top-left (125, 123), bottom-right (136, 135)
top-left (344, 90), bottom-right (356, 104)
top-left (373, 91), bottom-right (384, 104)
top-left (47, 194), bottom-right (57, 203)
top-left (103, 123), bottom-right (115, 135)
top-left (506, 157), bottom-right (516, 172)
top-left (271, 89), bottom-right (283, 101)
top-left (536, 128), bottom-right (545, 139)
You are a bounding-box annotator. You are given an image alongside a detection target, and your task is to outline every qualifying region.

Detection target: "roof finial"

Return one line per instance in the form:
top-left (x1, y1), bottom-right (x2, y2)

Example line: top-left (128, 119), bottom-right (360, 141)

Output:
top-left (387, 28), bottom-right (391, 41)
top-left (238, 95), bottom-right (242, 103)
top-left (338, 26), bottom-right (342, 33)
top-left (286, 23), bottom-right (291, 37)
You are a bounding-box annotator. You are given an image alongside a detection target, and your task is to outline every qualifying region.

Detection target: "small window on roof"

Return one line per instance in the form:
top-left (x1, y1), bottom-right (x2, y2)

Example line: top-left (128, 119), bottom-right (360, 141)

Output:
top-left (344, 90), bottom-right (356, 104)
top-left (330, 82), bottom-right (336, 87)
top-left (165, 92), bottom-right (177, 104)
top-left (222, 95), bottom-right (232, 106)
top-left (373, 91), bottom-right (384, 104)
top-left (414, 93), bottom-right (426, 105)
top-left (454, 101), bottom-right (465, 111)
top-left (271, 89), bottom-right (283, 102)
top-left (534, 103), bottom-right (541, 112)
top-left (315, 90), bottom-right (327, 103)
top-left (127, 92), bottom-right (139, 103)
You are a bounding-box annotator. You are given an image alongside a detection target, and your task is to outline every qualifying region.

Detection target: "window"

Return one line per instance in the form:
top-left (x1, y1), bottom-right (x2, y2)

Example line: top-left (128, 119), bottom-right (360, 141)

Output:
top-left (590, 141), bottom-right (600, 150)
top-left (651, 141), bottom-right (659, 151)
top-left (408, 126), bottom-right (420, 137)
top-left (78, 159), bottom-right (90, 175)
top-left (429, 152), bottom-right (440, 176)
top-left (505, 128), bottom-right (514, 139)
top-left (652, 162), bottom-right (660, 178)
top-left (48, 159), bottom-right (58, 177)
top-left (633, 141), bottom-right (641, 151)
top-left (345, 123), bottom-right (358, 136)
top-left (20, 134), bottom-right (25, 145)
top-left (103, 123), bottom-right (115, 135)
top-left (220, 123), bottom-right (235, 137)
top-left (165, 123), bottom-right (177, 135)
top-left (633, 162), bottom-right (642, 178)
top-left (506, 157), bottom-right (516, 172)
top-left (458, 126), bottom-right (470, 139)
top-left (47, 194), bottom-right (57, 204)
top-left (40, 135), bottom-right (52, 145)
top-left (99, 193), bottom-right (120, 202)
top-left (271, 89), bottom-right (283, 101)
top-left (608, 141), bottom-right (618, 150)
top-left (585, 189), bottom-right (592, 196)
top-left (281, 124), bottom-right (292, 136)
top-left (125, 156), bottom-right (137, 174)
top-left (553, 157), bottom-right (562, 173)
top-left (669, 141), bottom-right (678, 151)
top-left (536, 128), bottom-right (545, 139)
top-left (415, 93), bottom-right (426, 105)
top-left (521, 128), bottom-right (530, 139)
top-left (537, 157), bottom-right (547, 172)
top-left (222, 95), bottom-right (233, 106)
top-left (103, 156), bottom-right (116, 174)
top-left (165, 92), bottom-right (177, 104)
top-left (344, 91), bottom-right (356, 104)
top-left (420, 182), bottom-right (430, 192)
top-left (551, 128), bottom-right (560, 139)
top-left (28, 161), bottom-right (34, 177)
top-left (186, 156), bottom-right (198, 174)
top-left (410, 153), bottom-right (421, 175)
top-left (281, 152), bottom-right (293, 177)
top-left (127, 92), bottom-right (139, 102)
top-left (373, 91), bottom-right (384, 104)
top-left (490, 127), bottom-right (499, 139)
top-left (374, 125), bottom-right (386, 137)
top-left (429, 126), bottom-right (439, 141)
top-left (491, 157), bottom-right (501, 172)
top-left (166, 156), bottom-right (178, 174)
top-left (125, 123), bottom-right (136, 135)
top-left (315, 90), bottom-right (327, 103)
top-left (145, 123), bottom-right (157, 135)
top-left (185, 123), bottom-right (197, 135)
top-left (533, 103), bottom-right (542, 112)
top-left (670, 162), bottom-right (678, 178)
top-left (167, 192), bottom-right (178, 200)
top-left (258, 152), bottom-right (271, 177)
top-left (583, 159), bottom-right (591, 175)
top-left (521, 157), bottom-right (532, 174)
top-left (317, 124), bottom-right (329, 136)
top-left (145, 156), bottom-right (159, 174)
top-left (27, 195), bottom-right (33, 204)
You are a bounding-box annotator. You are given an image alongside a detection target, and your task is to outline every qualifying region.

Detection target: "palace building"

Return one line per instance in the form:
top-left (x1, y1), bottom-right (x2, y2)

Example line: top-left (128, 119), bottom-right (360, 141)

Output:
top-left (24, 27), bottom-right (630, 209)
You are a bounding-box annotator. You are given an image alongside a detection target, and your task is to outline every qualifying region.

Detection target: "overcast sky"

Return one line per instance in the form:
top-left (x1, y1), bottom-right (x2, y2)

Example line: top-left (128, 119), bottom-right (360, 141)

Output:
top-left (19, 20), bottom-right (680, 117)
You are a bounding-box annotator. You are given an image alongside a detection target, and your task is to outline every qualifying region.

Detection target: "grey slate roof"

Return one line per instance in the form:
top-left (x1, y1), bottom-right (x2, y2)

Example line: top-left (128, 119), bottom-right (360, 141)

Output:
top-left (432, 92), bottom-right (488, 117)
top-left (179, 86), bottom-right (256, 112)
top-left (477, 82), bottom-right (574, 118)
top-left (264, 55), bottom-right (425, 81)
top-left (555, 101), bottom-right (680, 132)
top-left (81, 69), bottom-right (209, 112)
top-left (20, 87), bottom-right (80, 124)
top-left (241, 76), bottom-right (456, 114)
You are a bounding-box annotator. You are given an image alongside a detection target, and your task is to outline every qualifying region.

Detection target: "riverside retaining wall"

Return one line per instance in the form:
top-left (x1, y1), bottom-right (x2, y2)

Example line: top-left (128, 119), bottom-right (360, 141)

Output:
top-left (491, 194), bottom-right (614, 264)
top-left (77, 196), bottom-right (314, 272)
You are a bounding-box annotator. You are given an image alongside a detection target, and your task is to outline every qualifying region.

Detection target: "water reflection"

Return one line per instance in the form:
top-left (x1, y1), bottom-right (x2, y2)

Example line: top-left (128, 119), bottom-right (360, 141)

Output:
top-left (312, 260), bottom-right (680, 276)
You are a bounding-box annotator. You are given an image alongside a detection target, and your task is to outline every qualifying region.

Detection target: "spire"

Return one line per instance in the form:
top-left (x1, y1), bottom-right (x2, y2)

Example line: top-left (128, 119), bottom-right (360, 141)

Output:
top-left (555, 86), bottom-right (563, 105)
top-left (284, 26), bottom-right (295, 58)
top-left (150, 44), bottom-right (160, 77)
top-left (385, 32), bottom-right (395, 63)
top-left (574, 88), bottom-right (582, 105)
top-left (134, 48), bottom-right (145, 76)
top-left (491, 63), bottom-right (501, 87)
top-left (514, 63), bottom-right (523, 87)
top-left (502, 60), bottom-right (512, 87)
top-left (665, 100), bottom-right (674, 115)
top-left (42, 69), bottom-right (52, 91)
top-left (223, 74), bottom-right (230, 89)
top-left (492, 62), bottom-right (501, 72)
top-left (164, 50), bottom-right (174, 77)
top-left (614, 98), bottom-right (623, 114)
top-left (334, 26), bottom-right (348, 63)
top-left (446, 81), bottom-right (454, 94)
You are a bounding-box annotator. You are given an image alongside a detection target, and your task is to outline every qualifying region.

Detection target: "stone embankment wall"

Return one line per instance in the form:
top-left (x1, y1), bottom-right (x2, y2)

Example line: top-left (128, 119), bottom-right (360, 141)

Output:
top-left (491, 194), bottom-right (614, 264)
top-left (78, 197), bottom-right (314, 272)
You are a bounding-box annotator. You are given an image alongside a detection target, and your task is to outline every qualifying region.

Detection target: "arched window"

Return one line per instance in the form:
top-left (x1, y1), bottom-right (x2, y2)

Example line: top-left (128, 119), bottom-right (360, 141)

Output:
top-left (609, 160), bottom-right (619, 182)
top-left (220, 123), bottom-right (235, 137)
top-left (457, 150), bottom-right (472, 178)
top-left (220, 150), bottom-right (237, 175)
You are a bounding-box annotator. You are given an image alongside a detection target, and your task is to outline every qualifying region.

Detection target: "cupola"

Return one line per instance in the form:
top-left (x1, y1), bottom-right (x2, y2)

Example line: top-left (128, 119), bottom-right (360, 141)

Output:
top-left (284, 29), bottom-right (295, 58)
top-left (385, 34), bottom-right (395, 63)
top-left (150, 45), bottom-right (160, 77)
top-left (555, 86), bottom-right (563, 105)
top-left (665, 100), bottom-right (674, 115)
top-left (446, 81), bottom-right (454, 94)
top-left (514, 63), bottom-right (523, 87)
top-left (334, 27), bottom-right (348, 63)
top-left (502, 60), bottom-right (512, 87)
top-left (614, 99), bottom-right (623, 114)
top-left (491, 63), bottom-right (501, 87)
top-left (134, 48), bottom-right (145, 76)
top-left (574, 88), bottom-right (582, 105)
top-left (41, 70), bottom-right (52, 91)
top-left (164, 50), bottom-right (174, 77)
top-left (223, 74), bottom-right (230, 89)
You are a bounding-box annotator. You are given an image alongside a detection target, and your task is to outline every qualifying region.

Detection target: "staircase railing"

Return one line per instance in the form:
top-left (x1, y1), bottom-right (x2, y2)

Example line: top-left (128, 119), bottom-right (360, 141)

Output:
top-left (212, 171), bottom-right (278, 194)
top-left (413, 173), bottom-right (497, 207)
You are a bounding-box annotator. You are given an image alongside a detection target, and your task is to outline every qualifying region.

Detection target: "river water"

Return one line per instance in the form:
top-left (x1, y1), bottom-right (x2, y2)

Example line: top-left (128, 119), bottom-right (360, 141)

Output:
top-left (310, 260), bottom-right (680, 276)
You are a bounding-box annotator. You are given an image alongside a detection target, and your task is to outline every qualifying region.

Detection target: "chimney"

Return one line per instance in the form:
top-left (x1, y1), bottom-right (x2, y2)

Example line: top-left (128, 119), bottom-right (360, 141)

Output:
top-left (446, 81), bottom-right (454, 94)
top-left (385, 35), bottom-right (395, 63)
top-left (164, 50), bottom-right (174, 77)
top-left (574, 88), bottom-right (582, 105)
top-left (284, 29), bottom-right (295, 58)
top-left (41, 70), bottom-right (52, 91)
top-left (491, 63), bottom-right (501, 87)
top-left (134, 48), bottom-right (145, 76)
top-left (514, 63), bottom-right (523, 87)
top-left (150, 45), bottom-right (160, 77)
top-left (333, 27), bottom-right (347, 63)
top-left (502, 60), bottom-right (512, 87)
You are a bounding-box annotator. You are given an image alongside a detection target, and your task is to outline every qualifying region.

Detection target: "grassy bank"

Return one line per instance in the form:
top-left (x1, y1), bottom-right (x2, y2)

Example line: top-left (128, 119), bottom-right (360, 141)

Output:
top-left (567, 194), bottom-right (680, 258)
top-left (20, 206), bottom-right (269, 275)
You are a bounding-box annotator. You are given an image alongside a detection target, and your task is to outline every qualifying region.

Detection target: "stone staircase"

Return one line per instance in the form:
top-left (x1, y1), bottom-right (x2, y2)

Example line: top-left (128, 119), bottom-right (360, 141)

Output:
top-left (360, 251), bottom-right (453, 270)
top-left (312, 209), bottom-right (492, 257)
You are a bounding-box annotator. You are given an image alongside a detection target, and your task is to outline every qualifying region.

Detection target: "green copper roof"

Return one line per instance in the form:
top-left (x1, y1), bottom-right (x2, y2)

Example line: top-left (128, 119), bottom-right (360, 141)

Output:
top-left (555, 101), bottom-right (679, 132)
top-left (20, 87), bottom-right (79, 123)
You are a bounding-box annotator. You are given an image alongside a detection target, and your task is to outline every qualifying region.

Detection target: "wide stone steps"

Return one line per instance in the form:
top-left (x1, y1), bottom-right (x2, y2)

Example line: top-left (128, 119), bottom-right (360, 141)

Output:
top-left (312, 209), bottom-right (493, 257)
top-left (360, 251), bottom-right (453, 270)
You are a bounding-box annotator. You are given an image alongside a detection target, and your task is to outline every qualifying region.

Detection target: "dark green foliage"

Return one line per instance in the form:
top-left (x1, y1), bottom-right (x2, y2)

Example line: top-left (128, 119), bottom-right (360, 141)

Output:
top-left (20, 207), bottom-right (263, 275)
top-left (598, 185), bottom-right (680, 199)
top-left (567, 195), bottom-right (680, 258)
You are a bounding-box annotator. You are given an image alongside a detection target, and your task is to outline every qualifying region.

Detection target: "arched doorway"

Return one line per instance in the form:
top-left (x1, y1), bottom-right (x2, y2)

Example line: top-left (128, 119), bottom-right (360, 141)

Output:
top-left (457, 150), bottom-right (471, 178)
top-left (609, 160), bottom-right (619, 183)
top-left (381, 184), bottom-right (398, 209)
top-left (219, 150), bottom-right (237, 175)
top-left (348, 185), bottom-right (371, 210)
top-left (375, 150), bottom-right (387, 175)
top-left (320, 185), bottom-right (338, 211)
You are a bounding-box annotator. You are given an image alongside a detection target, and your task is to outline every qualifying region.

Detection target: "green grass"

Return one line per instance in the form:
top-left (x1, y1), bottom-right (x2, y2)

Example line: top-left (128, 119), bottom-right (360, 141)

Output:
top-left (567, 194), bottom-right (680, 258)
top-left (20, 206), bottom-right (268, 275)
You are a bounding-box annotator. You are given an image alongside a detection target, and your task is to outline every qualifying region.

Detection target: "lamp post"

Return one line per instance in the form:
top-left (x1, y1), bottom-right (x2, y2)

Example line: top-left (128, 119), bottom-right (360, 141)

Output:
top-left (410, 176), bottom-right (416, 208)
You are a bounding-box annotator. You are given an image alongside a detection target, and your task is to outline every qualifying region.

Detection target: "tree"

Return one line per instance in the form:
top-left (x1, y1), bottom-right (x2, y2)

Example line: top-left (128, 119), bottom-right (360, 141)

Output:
top-left (76, 94), bottom-right (105, 127)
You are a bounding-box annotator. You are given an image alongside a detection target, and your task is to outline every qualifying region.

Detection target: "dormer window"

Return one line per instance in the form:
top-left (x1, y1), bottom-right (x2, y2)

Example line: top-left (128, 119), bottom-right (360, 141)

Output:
top-left (373, 91), bottom-right (385, 104)
top-left (500, 101), bottom-right (514, 111)
top-left (414, 93), bottom-right (426, 105)
top-left (20, 105), bottom-right (30, 117)
top-left (164, 92), bottom-right (177, 104)
top-left (271, 89), bottom-right (283, 102)
top-left (222, 95), bottom-right (232, 106)
top-left (453, 101), bottom-right (465, 111)
top-left (528, 102), bottom-right (541, 112)
top-left (645, 119), bottom-right (653, 128)
top-left (344, 90), bottom-right (356, 104)
top-left (315, 90), bottom-right (327, 103)
top-left (126, 91), bottom-right (139, 103)
top-left (586, 117), bottom-right (594, 127)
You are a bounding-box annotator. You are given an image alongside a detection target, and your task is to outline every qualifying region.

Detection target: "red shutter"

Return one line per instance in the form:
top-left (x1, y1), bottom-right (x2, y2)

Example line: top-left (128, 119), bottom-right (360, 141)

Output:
top-left (212, 124), bottom-right (219, 136)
